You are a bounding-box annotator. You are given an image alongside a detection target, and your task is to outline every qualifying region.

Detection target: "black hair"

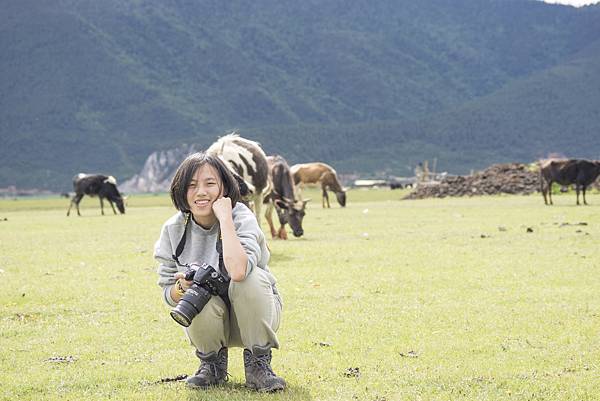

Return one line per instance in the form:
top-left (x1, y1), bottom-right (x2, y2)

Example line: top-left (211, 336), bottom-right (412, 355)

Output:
top-left (170, 152), bottom-right (241, 212)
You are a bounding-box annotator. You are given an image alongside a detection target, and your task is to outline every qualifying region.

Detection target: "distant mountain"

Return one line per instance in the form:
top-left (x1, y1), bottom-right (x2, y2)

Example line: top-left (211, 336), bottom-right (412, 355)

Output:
top-left (1, 0), bottom-right (599, 191)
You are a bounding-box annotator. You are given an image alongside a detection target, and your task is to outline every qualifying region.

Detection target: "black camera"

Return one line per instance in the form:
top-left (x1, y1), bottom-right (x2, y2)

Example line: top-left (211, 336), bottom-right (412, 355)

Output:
top-left (170, 263), bottom-right (230, 327)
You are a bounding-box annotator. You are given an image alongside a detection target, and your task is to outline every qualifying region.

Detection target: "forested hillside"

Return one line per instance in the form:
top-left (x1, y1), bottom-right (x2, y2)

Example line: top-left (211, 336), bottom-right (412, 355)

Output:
top-left (1, 0), bottom-right (599, 191)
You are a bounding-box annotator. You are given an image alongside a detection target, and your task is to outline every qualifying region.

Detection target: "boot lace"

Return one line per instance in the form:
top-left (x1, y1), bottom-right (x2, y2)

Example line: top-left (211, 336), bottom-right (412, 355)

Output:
top-left (196, 360), bottom-right (219, 377)
top-left (196, 355), bottom-right (229, 382)
top-left (247, 352), bottom-right (276, 379)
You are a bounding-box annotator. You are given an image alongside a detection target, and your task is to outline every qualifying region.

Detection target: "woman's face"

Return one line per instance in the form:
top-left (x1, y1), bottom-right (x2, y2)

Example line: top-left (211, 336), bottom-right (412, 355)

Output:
top-left (186, 164), bottom-right (223, 228)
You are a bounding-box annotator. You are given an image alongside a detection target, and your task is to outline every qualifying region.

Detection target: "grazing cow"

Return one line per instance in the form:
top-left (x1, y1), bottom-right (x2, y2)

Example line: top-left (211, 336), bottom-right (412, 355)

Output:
top-left (264, 155), bottom-right (308, 239)
top-left (540, 159), bottom-right (600, 205)
top-left (291, 162), bottom-right (346, 208)
top-left (67, 174), bottom-right (126, 216)
top-left (206, 133), bottom-right (271, 225)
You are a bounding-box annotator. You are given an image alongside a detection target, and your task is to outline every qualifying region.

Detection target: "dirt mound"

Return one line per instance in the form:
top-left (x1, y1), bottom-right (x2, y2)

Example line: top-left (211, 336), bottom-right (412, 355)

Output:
top-left (403, 163), bottom-right (540, 199)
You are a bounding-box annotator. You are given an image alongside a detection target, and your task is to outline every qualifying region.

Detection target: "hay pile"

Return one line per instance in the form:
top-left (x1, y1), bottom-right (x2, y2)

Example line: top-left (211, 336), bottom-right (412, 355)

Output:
top-left (403, 163), bottom-right (540, 200)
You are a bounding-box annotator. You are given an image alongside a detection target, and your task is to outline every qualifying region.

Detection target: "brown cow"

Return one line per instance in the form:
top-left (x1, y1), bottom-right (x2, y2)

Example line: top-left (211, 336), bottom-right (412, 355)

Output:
top-left (290, 162), bottom-right (346, 208)
top-left (540, 159), bottom-right (600, 205)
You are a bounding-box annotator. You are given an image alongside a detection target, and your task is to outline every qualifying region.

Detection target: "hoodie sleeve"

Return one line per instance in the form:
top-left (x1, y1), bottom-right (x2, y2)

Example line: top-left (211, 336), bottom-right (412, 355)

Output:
top-left (233, 204), bottom-right (269, 279)
top-left (154, 221), bottom-right (180, 307)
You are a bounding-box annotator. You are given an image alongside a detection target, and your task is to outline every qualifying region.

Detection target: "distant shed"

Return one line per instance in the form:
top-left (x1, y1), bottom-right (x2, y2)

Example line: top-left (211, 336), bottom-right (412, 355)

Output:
top-left (353, 179), bottom-right (388, 188)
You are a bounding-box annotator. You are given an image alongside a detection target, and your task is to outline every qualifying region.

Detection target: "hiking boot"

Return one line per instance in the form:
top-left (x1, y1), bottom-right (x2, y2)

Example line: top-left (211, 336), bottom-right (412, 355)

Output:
top-left (243, 347), bottom-right (286, 392)
top-left (186, 347), bottom-right (228, 388)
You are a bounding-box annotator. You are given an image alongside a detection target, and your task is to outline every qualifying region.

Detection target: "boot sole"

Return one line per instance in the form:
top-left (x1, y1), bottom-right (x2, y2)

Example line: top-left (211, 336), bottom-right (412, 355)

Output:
top-left (246, 382), bottom-right (286, 392)
top-left (186, 379), bottom-right (227, 389)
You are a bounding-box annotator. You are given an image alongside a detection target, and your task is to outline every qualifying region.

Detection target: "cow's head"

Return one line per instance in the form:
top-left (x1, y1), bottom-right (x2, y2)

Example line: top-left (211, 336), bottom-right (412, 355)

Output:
top-left (274, 198), bottom-right (309, 237)
top-left (103, 177), bottom-right (126, 214)
top-left (335, 190), bottom-right (347, 207)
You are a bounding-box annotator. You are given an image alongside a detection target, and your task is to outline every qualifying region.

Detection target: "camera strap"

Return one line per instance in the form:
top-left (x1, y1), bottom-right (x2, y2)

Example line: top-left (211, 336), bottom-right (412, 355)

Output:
top-left (172, 212), bottom-right (231, 311)
top-left (171, 212), bottom-right (191, 267)
top-left (172, 212), bottom-right (225, 273)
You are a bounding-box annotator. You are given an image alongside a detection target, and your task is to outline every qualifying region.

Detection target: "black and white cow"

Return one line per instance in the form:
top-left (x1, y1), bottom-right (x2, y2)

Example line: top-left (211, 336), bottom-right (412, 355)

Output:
top-left (67, 173), bottom-right (126, 216)
top-left (206, 134), bottom-right (271, 225)
top-left (264, 155), bottom-right (308, 239)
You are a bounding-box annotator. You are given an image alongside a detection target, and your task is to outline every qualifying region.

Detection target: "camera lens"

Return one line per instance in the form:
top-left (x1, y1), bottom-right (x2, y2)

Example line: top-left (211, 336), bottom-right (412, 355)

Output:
top-left (170, 302), bottom-right (195, 327)
top-left (170, 285), bottom-right (212, 327)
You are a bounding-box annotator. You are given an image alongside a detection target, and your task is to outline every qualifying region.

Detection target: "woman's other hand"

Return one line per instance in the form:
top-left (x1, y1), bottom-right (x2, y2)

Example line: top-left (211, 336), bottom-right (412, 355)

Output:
top-left (212, 197), bottom-right (233, 222)
top-left (174, 272), bottom-right (193, 291)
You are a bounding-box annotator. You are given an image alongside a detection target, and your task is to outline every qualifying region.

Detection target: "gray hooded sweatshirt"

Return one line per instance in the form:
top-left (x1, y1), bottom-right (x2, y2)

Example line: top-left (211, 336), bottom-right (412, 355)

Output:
top-left (154, 203), bottom-right (273, 307)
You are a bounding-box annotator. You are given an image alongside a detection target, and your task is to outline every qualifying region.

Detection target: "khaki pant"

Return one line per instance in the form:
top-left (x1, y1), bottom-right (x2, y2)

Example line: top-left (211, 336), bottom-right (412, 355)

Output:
top-left (185, 267), bottom-right (282, 355)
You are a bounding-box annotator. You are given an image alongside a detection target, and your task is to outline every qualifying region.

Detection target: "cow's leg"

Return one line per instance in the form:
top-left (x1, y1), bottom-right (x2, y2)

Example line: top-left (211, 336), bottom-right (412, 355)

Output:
top-left (322, 187), bottom-right (330, 208)
top-left (108, 200), bottom-right (117, 214)
top-left (67, 194), bottom-right (84, 216)
top-left (74, 194), bottom-right (84, 216)
top-left (575, 181), bottom-right (587, 205)
top-left (278, 225), bottom-right (288, 240)
top-left (264, 202), bottom-right (278, 238)
top-left (99, 197), bottom-right (105, 215)
top-left (540, 176), bottom-right (548, 205)
top-left (542, 186), bottom-right (548, 205)
top-left (76, 195), bottom-right (83, 216)
top-left (67, 197), bottom-right (74, 216)
top-left (548, 182), bottom-right (554, 205)
top-left (253, 194), bottom-right (262, 227)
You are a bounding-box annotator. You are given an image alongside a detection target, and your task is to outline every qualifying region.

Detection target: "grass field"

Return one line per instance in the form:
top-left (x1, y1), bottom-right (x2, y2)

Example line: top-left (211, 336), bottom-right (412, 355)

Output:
top-left (1, 188), bottom-right (599, 401)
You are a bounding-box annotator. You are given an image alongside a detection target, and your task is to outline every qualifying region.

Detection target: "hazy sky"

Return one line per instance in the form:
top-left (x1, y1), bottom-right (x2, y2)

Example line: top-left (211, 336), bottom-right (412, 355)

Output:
top-left (542, 0), bottom-right (600, 6)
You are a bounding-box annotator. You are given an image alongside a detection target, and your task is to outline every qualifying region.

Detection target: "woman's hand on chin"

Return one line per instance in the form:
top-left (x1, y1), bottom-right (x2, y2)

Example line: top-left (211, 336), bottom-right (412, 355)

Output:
top-left (212, 197), bottom-right (232, 222)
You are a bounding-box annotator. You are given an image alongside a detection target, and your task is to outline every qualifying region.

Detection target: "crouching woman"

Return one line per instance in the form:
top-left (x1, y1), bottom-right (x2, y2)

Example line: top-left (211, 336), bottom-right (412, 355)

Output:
top-left (154, 152), bottom-right (285, 391)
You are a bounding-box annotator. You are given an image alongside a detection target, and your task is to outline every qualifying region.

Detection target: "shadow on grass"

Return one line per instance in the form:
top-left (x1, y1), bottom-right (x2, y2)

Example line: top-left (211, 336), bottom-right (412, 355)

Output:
top-left (183, 381), bottom-right (313, 400)
top-left (269, 252), bottom-right (295, 264)
top-left (268, 236), bottom-right (319, 242)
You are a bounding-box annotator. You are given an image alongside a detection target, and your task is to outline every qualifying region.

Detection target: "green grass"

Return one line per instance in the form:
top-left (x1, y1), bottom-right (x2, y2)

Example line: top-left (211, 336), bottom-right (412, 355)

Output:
top-left (1, 189), bottom-right (599, 400)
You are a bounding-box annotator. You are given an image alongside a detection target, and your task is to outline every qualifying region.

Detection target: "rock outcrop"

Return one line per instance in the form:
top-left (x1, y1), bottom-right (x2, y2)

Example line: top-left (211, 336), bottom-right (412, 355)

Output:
top-left (120, 144), bottom-right (201, 193)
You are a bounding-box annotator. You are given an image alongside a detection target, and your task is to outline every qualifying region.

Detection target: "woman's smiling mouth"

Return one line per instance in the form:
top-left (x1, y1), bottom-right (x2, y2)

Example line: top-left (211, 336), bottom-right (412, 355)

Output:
top-left (194, 199), bottom-right (211, 207)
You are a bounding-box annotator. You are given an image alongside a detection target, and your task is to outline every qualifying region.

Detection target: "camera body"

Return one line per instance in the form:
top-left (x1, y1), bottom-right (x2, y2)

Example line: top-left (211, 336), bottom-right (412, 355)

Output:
top-left (170, 262), bottom-right (230, 327)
